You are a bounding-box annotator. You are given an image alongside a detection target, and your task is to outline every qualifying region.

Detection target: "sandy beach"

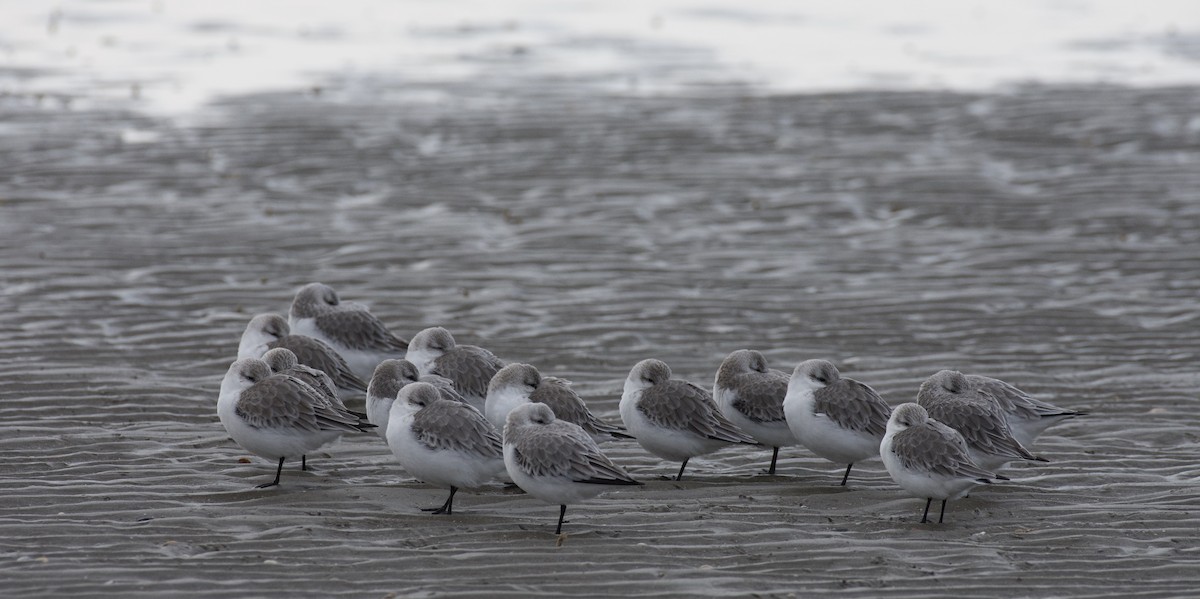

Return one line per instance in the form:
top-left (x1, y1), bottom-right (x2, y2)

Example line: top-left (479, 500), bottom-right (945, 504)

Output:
top-left (2, 2), bottom-right (1200, 597)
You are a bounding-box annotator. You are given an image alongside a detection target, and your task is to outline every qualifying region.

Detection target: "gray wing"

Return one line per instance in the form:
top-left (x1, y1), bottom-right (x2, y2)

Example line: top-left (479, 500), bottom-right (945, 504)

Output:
top-left (921, 392), bottom-right (1041, 461)
top-left (411, 401), bottom-right (503, 459)
top-left (287, 363), bottom-right (339, 401)
top-left (638, 380), bottom-right (757, 444)
top-left (236, 375), bottom-right (365, 433)
top-left (530, 378), bottom-right (630, 439)
top-left (890, 420), bottom-right (999, 480)
top-left (511, 422), bottom-right (639, 485)
top-left (272, 335), bottom-right (366, 392)
top-left (312, 310), bottom-right (409, 352)
top-left (429, 346), bottom-right (504, 400)
top-left (287, 364), bottom-right (367, 419)
top-left (529, 379), bottom-right (592, 426)
top-left (420, 373), bottom-right (470, 404)
top-left (729, 369), bottom-right (789, 423)
top-left (966, 374), bottom-right (1081, 419)
top-left (813, 378), bottom-right (891, 438)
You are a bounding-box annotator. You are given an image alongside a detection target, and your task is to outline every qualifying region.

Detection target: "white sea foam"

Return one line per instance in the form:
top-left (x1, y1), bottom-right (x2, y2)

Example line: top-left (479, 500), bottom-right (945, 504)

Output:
top-left (3, 0), bottom-right (1199, 115)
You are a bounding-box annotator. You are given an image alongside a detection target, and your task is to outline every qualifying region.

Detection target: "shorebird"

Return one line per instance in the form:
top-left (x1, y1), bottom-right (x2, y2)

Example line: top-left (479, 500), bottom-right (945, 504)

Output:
top-left (486, 363), bottom-right (630, 443)
top-left (260, 347), bottom-right (365, 417)
top-left (288, 282), bottom-right (408, 382)
top-left (366, 359), bottom-right (467, 438)
top-left (782, 359), bottom-right (892, 486)
top-left (954, 372), bottom-right (1085, 447)
top-left (880, 403), bottom-right (1008, 523)
top-left (620, 359), bottom-right (758, 481)
top-left (237, 313), bottom-right (366, 398)
top-left (217, 358), bottom-right (374, 488)
top-left (713, 349), bottom-right (797, 474)
top-left (405, 326), bottom-right (504, 413)
top-left (917, 370), bottom-right (1048, 472)
top-left (504, 402), bottom-right (642, 534)
top-left (385, 382), bottom-right (505, 515)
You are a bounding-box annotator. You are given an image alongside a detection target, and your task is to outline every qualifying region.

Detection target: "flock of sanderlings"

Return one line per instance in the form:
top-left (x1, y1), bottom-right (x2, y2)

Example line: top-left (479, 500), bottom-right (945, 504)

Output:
top-left (221, 282), bottom-right (1085, 534)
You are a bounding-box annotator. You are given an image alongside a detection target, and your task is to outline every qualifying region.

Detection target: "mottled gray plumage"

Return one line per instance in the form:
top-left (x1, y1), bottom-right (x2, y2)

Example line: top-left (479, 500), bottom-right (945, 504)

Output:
top-left (270, 334), bottom-right (366, 393)
top-left (918, 370), bottom-right (1043, 462)
top-left (505, 403), bottom-right (639, 484)
top-left (428, 344), bottom-right (505, 401)
top-left (370, 359), bottom-right (467, 405)
top-left (715, 350), bottom-right (789, 423)
top-left (888, 405), bottom-right (999, 480)
top-left (638, 379), bottom-right (757, 444)
top-left (242, 313), bottom-right (367, 393)
top-left (289, 282), bottom-right (408, 352)
top-left (263, 348), bottom-right (335, 401)
top-left (812, 377), bottom-right (891, 438)
top-left (410, 388), bottom-right (503, 459)
top-left (964, 373), bottom-right (1083, 421)
top-left (530, 377), bottom-right (630, 439)
top-left (235, 370), bottom-right (366, 434)
top-left (264, 348), bottom-right (367, 420)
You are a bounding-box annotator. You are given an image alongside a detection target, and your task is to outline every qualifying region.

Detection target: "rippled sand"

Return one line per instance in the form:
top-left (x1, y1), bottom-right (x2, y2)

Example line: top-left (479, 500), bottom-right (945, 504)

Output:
top-left (2, 83), bottom-right (1199, 597)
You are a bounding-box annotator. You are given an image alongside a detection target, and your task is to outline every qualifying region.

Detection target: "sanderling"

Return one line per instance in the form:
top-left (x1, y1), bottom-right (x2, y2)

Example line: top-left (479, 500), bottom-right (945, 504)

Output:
top-left (261, 347), bottom-right (365, 417)
top-left (782, 359), bottom-right (892, 486)
top-left (485, 363), bottom-right (630, 443)
top-left (365, 359), bottom-right (468, 438)
top-left (504, 402), bottom-right (642, 534)
top-left (957, 372), bottom-right (1085, 447)
top-left (288, 283), bottom-right (409, 382)
top-left (620, 359), bottom-right (758, 481)
top-left (880, 403), bottom-right (1008, 523)
top-left (238, 313), bottom-right (367, 398)
top-left (917, 370), bottom-right (1048, 471)
top-left (385, 382), bottom-right (505, 514)
top-left (406, 326), bottom-right (504, 413)
top-left (218, 357), bottom-right (375, 488)
top-left (713, 349), bottom-right (798, 475)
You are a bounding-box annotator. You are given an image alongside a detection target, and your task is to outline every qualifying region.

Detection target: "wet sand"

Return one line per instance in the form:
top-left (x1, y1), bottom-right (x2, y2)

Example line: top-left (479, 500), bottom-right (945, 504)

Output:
top-left (2, 82), bottom-right (1199, 597)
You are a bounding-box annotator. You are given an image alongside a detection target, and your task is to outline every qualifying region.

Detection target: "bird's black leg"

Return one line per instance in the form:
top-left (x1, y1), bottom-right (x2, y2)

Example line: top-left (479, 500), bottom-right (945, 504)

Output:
top-left (767, 447), bottom-right (780, 475)
top-left (302, 455), bottom-right (307, 471)
top-left (675, 459), bottom-right (690, 481)
top-left (256, 457), bottom-right (285, 489)
top-left (839, 463), bottom-right (854, 486)
top-left (938, 499), bottom-right (947, 524)
top-left (920, 498), bottom-right (932, 523)
top-left (555, 504), bottom-right (567, 534)
top-left (422, 486), bottom-right (457, 515)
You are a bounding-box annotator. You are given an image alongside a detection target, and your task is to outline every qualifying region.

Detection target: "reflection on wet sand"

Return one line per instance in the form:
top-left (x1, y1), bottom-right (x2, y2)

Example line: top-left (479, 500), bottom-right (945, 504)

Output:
top-left (1, 83), bottom-right (1198, 596)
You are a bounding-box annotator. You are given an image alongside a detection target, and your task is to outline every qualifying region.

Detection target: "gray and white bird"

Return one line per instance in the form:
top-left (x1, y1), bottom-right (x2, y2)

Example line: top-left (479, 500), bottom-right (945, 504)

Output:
top-left (238, 313), bottom-right (367, 398)
top-left (287, 283), bottom-right (409, 382)
top-left (880, 403), bottom-right (1008, 524)
top-left (405, 326), bottom-right (504, 413)
top-left (953, 372), bottom-right (1085, 447)
top-left (366, 359), bottom-right (468, 438)
top-left (917, 370), bottom-right (1048, 472)
top-left (713, 349), bottom-right (797, 475)
top-left (261, 347), bottom-right (366, 419)
top-left (218, 357), bottom-right (375, 488)
top-left (485, 363), bottom-right (630, 443)
top-left (782, 359), bottom-right (892, 486)
top-left (504, 402), bottom-right (642, 534)
top-left (385, 382), bottom-right (505, 515)
top-left (620, 359), bottom-right (758, 481)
